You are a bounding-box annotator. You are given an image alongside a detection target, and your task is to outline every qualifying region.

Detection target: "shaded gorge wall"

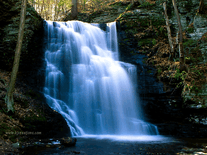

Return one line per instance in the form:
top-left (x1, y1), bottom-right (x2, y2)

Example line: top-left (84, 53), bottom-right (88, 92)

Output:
top-left (117, 20), bottom-right (207, 138)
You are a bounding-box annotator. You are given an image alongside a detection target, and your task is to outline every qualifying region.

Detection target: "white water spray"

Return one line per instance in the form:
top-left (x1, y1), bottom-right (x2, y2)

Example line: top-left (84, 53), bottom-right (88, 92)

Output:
top-left (44, 21), bottom-right (159, 137)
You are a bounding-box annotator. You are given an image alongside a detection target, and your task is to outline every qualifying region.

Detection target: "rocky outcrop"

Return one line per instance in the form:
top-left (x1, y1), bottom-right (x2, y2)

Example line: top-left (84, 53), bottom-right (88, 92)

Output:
top-left (18, 93), bottom-right (71, 139)
top-left (117, 18), bottom-right (207, 138)
top-left (0, 0), bottom-right (72, 142)
top-left (0, 0), bottom-right (45, 91)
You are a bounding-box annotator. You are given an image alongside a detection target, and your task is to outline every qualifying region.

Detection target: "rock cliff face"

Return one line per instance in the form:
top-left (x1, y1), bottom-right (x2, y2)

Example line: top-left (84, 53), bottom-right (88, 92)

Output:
top-left (115, 0), bottom-right (207, 137)
top-left (0, 0), bottom-right (71, 140)
top-left (117, 21), bottom-right (207, 138)
top-left (0, 0), bottom-right (45, 91)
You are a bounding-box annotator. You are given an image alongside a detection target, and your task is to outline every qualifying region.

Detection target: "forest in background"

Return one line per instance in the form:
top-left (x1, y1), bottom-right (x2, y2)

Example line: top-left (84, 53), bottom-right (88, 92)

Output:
top-left (28, 0), bottom-right (139, 20)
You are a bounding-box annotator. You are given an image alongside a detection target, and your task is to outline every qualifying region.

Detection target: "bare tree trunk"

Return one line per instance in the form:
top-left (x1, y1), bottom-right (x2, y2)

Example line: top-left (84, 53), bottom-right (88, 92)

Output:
top-left (131, 0), bottom-right (134, 5)
top-left (45, 0), bottom-right (49, 20)
top-left (41, 0), bottom-right (45, 18)
top-left (50, 0), bottom-right (53, 20)
top-left (54, 0), bottom-right (58, 21)
top-left (62, 4), bottom-right (64, 14)
top-left (198, 0), bottom-right (204, 13)
top-left (83, 0), bottom-right (86, 11)
top-left (48, 0), bottom-right (51, 20)
top-left (71, 0), bottom-right (78, 19)
top-left (37, 0), bottom-right (40, 12)
top-left (163, 2), bottom-right (174, 60)
top-left (172, 0), bottom-right (185, 71)
top-left (5, 0), bottom-right (27, 112)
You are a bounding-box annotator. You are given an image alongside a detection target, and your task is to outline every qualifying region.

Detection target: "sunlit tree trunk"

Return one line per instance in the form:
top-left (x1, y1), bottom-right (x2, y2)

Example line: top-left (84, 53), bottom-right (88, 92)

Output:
top-left (71, 0), bottom-right (78, 19)
top-left (54, 0), bottom-right (59, 20)
top-left (5, 0), bottom-right (27, 112)
top-left (50, 0), bottom-right (53, 20)
top-left (62, 4), bottom-right (64, 13)
top-left (54, 0), bottom-right (57, 20)
top-left (172, 0), bottom-right (185, 71)
top-left (48, 0), bottom-right (51, 20)
top-left (41, 0), bottom-right (45, 19)
top-left (37, 0), bottom-right (40, 12)
top-left (46, 0), bottom-right (49, 19)
top-left (82, 0), bottom-right (86, 11)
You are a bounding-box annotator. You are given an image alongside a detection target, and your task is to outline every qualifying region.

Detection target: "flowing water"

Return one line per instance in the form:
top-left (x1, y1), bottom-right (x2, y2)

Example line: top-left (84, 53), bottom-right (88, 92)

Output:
top-left (43, 21), bottom-right (159, 137)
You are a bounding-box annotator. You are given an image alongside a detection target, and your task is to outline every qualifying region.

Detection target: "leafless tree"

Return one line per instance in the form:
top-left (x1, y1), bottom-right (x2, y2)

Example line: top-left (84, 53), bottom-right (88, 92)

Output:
top-left (172, 0), bottom-right (185, 71)
top-left (71, 0), bottom-right (78, 19)
top-left (163, 2), bottom-right (175, 60)
top-left (5, 0), bottom-right (27, 112)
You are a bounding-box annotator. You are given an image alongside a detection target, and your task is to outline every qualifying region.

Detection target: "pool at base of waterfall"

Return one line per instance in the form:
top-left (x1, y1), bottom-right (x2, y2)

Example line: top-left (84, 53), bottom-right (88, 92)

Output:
top-left (21, 135), bottom-right (196, 155)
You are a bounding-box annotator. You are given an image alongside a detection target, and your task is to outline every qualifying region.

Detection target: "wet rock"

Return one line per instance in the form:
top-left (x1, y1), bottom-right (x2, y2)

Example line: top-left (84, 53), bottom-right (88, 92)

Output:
top-left (60, 137), bottom-right (77, 147)
top-left (117, 20), bottom-right (207, 138)
top-left (71, 150), bottom-right (80, 154)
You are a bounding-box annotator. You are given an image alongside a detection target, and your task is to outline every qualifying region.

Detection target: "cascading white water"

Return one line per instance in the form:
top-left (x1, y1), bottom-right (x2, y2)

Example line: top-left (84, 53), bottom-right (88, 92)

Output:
top-left (44, 21), bottom-right (159, 137)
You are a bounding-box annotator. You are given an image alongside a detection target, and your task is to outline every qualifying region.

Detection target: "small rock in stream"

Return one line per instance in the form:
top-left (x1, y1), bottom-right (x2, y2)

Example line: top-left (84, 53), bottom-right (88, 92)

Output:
top-left (60, 137), bottom-right (77, 146)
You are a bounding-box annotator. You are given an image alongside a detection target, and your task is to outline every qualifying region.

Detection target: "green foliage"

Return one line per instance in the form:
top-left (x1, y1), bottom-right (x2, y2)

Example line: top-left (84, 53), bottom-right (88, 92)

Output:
top-left (138, 38), bottom-right (152, 46)
top-left (126, 3), bottom-right (133, 11)
top-left (185, 56), bottom-right (196, 63)
top-left (185, 57), bottom-right (190, 60)
top-left (174, 69), bottom-right (187, 81)
top-left (157, 68), bottom-right (162, 74)
top-left (151, 18), bottom-right (165, 27)
top-left (0, 122), bottom-right (21, 142)
top-left (192, 68), bottom-right (203, 76)
top-left (156, 26), bottom-right (168, 38)
top-left (183, 39), bottom-right (197, 47)
top-left (0, 123), bottom-right (9, 135)
top-left (147, 70), bottom-right (152, 73)
top-left (58, 0), bottom-right (71, 7)
top-left (156, 0), bottom-right (165, 5)
top-left (24, 114), bottom-right (46, 122)
top-left (118, 13), bottom-right (123, 19)
top-left (134, 16), bottom-right (165, 28)
top-left (186, 27), bottom-right (194, 33)
top-left (140, 19), bottom-right (149, 27)
top-left (159, 26), bottom-right (164, 33)
top-left (126, 29), bottom-right (138, 34)
top-left (138, 2), bottom-right (154, 8)
top-left (0, 108), bottom-right (7, 113)
top-left (152, 39), bottom-right (156, 45)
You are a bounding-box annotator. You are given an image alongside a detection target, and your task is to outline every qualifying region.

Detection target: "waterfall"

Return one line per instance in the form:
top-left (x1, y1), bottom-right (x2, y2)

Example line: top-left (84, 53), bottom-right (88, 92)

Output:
top-left (43, 21), bottom-right (159, 137)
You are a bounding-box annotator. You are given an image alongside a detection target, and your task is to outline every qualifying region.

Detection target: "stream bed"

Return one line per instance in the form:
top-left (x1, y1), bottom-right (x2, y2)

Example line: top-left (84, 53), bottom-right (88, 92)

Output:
top-left (20, 135), bottom-right (207, 155)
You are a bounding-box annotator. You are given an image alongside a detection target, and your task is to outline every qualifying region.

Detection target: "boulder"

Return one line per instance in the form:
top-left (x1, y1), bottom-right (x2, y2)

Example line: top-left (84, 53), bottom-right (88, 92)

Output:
top-left (60, 137), bottom-right (77, 147)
